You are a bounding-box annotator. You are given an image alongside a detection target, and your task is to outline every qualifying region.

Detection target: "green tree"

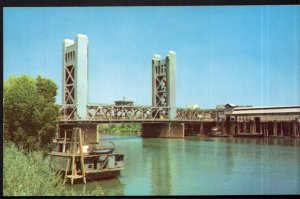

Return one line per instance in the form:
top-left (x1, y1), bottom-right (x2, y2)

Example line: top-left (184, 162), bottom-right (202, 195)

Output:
top-left (4, 75), bottom-right (60, 152)
top-left (36, 75), bottom-right (57, 103)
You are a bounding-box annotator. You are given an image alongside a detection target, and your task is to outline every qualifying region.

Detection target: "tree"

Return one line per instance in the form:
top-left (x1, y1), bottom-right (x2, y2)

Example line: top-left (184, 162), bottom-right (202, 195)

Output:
top-left (4, 75), bottom-right (60, 152)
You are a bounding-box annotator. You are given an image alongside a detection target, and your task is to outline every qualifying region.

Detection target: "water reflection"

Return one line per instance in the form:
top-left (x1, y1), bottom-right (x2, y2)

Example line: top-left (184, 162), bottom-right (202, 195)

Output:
top-left (62, 136), bottom-right (300, 195)
top-left (64, 176), bottom-right (125, 196)
top-left (142, 139), bottom-right (192, 195)
top-left (224, 145), bottom-right (234, 175)
top-left (214, 137), bottom-right (300, 147)
top-left (151, 140), bottom-right (171, 195)
top-left (100, 134), bottom-right (140, 141)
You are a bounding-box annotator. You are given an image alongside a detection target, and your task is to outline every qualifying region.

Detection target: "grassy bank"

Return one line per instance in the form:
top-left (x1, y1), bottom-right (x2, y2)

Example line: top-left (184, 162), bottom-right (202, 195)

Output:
top-left (3, 141), bottom-right (105, 196)
top-left (3, 141), bottom-right (64, 196)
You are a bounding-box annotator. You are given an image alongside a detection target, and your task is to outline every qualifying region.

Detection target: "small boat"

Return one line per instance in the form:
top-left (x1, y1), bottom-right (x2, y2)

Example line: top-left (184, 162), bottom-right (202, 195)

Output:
top-left (48, 128), bottom-right (125, 184)
top-left (90, 141), bottom-right (115, 154)
top-left (92, 149), bottom-right (114, 154)
top-left (196, 133), bottom-right (206, 137)
top-left (209, 127), bottom-right (229, 137)
top-left (186, 131), bottom-right (199, 136)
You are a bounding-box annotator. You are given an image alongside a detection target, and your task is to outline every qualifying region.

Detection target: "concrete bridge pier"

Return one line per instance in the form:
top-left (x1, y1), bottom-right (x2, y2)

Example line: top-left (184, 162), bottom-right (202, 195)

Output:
top-left (141, 122), bottom-right (185, 138)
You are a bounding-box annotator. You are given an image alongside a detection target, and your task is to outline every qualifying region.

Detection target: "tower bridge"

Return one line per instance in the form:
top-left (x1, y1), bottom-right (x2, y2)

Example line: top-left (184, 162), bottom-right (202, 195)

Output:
top-left (59, 34), bottom-right (215, 139)
top-left (59, 34), bottom-right (300, 140)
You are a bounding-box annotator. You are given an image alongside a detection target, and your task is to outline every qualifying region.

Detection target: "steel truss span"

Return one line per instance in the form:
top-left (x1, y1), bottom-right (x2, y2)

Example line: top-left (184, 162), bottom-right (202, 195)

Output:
top-left (59, 104), bottom-right (215, 122)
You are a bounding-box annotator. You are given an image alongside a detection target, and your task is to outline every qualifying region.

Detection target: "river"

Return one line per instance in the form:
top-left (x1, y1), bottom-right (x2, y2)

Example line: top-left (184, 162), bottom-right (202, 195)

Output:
top-left (64, 135), bottom-right (300, 196)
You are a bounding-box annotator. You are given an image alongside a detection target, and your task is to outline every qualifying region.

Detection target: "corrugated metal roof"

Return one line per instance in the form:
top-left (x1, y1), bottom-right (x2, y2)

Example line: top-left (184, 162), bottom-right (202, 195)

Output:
top-left (232, 106), bottom-right (300, 115)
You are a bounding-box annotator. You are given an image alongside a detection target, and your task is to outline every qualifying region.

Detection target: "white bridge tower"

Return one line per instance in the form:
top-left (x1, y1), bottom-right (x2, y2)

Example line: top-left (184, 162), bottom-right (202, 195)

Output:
top-left (62, 34), bottom-right (89, 119)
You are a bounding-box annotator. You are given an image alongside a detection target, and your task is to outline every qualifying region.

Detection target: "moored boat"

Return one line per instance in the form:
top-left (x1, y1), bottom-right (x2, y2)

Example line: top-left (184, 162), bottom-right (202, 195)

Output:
top-left (209, 127), bottom-right (229, 137)
top-left (48, 128), bottom-right (125, 184)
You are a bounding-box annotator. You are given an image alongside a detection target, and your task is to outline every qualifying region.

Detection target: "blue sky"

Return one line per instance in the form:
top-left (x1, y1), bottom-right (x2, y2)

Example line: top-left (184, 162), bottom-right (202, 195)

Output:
top-left (4, 6), bottom-right (300, 108)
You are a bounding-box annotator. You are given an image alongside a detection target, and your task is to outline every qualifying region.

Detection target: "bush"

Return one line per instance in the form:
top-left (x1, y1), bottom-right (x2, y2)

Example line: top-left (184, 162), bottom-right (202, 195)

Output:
top-left (3, 142), bottom-right (64, 196)
top-left (3, 142), bottom-right (106, 196)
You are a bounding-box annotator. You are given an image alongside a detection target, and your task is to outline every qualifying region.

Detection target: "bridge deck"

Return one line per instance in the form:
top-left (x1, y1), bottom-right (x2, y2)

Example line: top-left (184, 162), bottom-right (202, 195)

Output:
top-left (59, 119), bottom-right (215, 125)
top-left (59, 104), bottom-right (216, 122)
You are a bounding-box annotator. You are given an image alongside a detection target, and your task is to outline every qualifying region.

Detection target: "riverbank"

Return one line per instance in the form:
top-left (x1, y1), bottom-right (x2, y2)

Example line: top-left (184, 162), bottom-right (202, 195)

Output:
top-left (3, 142), bottom-right (64, 196)
top-left (3, 141), bottom-right (105, 196)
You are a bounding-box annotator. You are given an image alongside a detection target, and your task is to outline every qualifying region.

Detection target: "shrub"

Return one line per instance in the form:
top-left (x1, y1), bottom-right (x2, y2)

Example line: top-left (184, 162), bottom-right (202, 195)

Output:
top-left (3, 142), bottom-right (106, 196)
top-left (3, 142), bottom-right (64, 196)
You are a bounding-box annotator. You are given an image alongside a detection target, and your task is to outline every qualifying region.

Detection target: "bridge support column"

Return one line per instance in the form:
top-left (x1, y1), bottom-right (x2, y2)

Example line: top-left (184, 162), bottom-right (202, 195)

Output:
top-left (141, 123), bottom-right (184, 138)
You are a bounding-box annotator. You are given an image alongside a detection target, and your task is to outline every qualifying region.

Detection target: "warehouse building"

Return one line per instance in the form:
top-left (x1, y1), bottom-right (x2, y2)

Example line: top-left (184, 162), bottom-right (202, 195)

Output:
top-left (229, 106), bottom-right (300, 137)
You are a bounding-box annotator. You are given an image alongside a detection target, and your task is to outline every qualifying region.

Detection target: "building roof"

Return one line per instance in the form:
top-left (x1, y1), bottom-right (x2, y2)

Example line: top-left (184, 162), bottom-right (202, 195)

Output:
top-left (216, 103), bottom-right (250, 109)
top-left (114, 100), bottom-right (134, 103)
top-left (232, 105), bottom-right (300, 115)
top-left (225, 103), bottom-right (236, 107)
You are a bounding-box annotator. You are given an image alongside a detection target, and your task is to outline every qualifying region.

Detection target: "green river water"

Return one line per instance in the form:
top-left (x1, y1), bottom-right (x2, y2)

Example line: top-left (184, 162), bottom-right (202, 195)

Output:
top-left (64, 135), bottom-right (300, 196)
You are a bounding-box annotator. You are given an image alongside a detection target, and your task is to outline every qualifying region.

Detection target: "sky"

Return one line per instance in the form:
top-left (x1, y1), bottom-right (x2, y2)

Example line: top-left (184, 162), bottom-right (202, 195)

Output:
top-left (3, 6), bottom-right (300, 108)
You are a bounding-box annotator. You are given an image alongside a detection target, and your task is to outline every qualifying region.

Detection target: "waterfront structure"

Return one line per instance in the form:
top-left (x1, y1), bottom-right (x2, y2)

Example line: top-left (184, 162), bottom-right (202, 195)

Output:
top-left (62, 34), bottom-right (89, 119)
top-left (216, 104), bottom-right (253, 122)
top-left (215, 104), bottom-right (252, 134)
top-left (230, 106), bottom-right (300, 137)
top-left (152, 52), bottom-right (176, 119)
top-left (49, 127), bottom-right (125, 185)
top-left (216, 104), bottom-right (229, 122)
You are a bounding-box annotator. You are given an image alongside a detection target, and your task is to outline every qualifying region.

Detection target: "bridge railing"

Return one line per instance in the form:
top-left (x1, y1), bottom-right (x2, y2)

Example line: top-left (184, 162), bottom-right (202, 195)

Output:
top-left (176, 108), bottom-right (216, 121)
top-left (58, 104), bottom-right (216, 121)
top-left (59, 104), bottom-right (77, 120)
top-left (87, 104), bottom-right (170, 120)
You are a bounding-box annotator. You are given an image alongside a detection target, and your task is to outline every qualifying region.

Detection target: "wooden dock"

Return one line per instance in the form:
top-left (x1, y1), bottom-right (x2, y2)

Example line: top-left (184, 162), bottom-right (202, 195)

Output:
top-left (48, 127), bottom-right (125, 185)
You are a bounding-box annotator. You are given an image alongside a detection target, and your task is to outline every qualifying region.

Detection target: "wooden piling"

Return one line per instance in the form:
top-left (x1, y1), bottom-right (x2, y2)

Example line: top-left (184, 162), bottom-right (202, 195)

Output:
top-left (64, 128), bottom-right (86, 185)
top-left (79, 129), bottom-right (86, 184)
top-left (274, 121), bottom-right (277, 136)
top-left (243, 121), bottom-right (246, 134)
top-left (280, 122), bottom-right (283, 136)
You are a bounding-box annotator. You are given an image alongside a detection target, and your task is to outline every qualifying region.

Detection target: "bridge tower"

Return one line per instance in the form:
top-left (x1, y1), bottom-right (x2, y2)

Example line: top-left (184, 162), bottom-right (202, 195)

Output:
top-left (62, 34), bottom-right (89, 119)
top-left (143, 51), bottom-right (183, 138)
top-left (152, 51), bottom-right (176, 119)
